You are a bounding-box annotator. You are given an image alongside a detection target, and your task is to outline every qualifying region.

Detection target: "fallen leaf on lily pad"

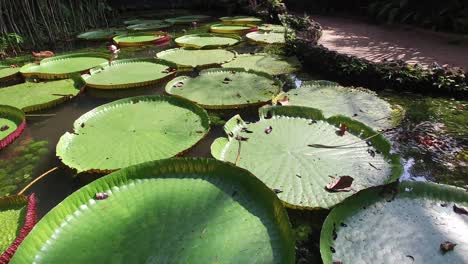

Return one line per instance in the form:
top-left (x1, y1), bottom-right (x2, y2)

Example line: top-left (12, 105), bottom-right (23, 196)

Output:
top-left (235, 135), bottom-right (249, 141)
top-left (336, 123), bottom-right (348, 136)
top-left (264, 126), bottom-right (272, 134)
top-left (453, 204), bottom-right (468, 215)
top-left (0, 125), bottom-right (9, 131)
top-left (326, 176), bottom-right (354, 192)
top-left (440, 241), bottom-right (456, 254)
top-left (278, 95), bottom-right (289, 106)
top-left (174, 81), bottom-right (184, 87)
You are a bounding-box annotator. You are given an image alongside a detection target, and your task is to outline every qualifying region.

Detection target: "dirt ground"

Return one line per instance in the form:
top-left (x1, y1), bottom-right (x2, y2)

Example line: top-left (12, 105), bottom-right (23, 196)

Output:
top-left (314, 15), bottom-right (468, 70)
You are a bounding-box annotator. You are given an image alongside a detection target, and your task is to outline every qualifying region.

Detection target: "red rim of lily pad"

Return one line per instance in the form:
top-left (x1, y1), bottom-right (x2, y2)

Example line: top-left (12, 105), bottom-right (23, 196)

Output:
top-left (0, 105), bottom-right (26, 150)
top-left (0, 194), bottom-right (37, 263)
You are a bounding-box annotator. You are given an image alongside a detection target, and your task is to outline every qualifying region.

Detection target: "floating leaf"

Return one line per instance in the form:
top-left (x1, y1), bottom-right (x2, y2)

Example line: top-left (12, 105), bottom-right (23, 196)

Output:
top-left (56, 96), bottom-right (210, 173)
top-left (222, 53), bottom-right (300, 75)
top-left (175, 33), bottom-right (241, 49)
top-left (157, 48), bottom-right (236, 68)
top-left (325, 176), bottom-right (354, 192)
top-left (220, 16), bottom-right (262, 24)
top-left (126, 21), bottom-right (173, 31)
top-left (77, 28), bottom-right (126, 40)
top-left (20, 53), bottom-right (108, 80)
top-left (0, 65), bottom-right (20, 82)
top-left (210, 24), bottom-right (258, 35)
top-left (275, 80), bottom-right (403, 131)
top-left (164, 15), bottom-right (210, 24)
top-left (258, 24), bottom-right (286, 33)
top-left (211, 106), bottom-right (402, 209)
top-left (165, 68), bottom-right (281, 109)
top-left (10, 159), bottom-right (295, 263)
top-left (113, 32), bottom-right (170, 47)
top-left (246, 32), bottom-right (286, 45)
top-left (0, 105), bottom-right (25, 150)
top-left (82, 58), bottom-right (177, 89)
top-left (321, 182), bottom-right (468, 264)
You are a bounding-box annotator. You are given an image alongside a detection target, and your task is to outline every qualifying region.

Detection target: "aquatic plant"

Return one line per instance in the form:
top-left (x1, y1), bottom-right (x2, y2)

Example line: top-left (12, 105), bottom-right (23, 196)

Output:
top-left (10, 158), bottom-right (295, 263)
top-left (222, 53), bottom-right (300, 75)
top-left (113, 32), bottom-right (171, 47)
top-left (209, 24), bottom-right (258, 35)
top-left (321, 182), bottom-right (468, 263)
top-left (0, 194), bottom-right (36, 263)
top-left (175, 34), bottom-right (241, 49)
top-left (246, 31), bottom-right (286, 45)
top-left (212, 105), bottom-right (402, 209)
top-left (0, 78), bottom-right (83, 112)
top-left (165, 68), bottom-right (281, 109)
top-left (0, 105), bottom-right (26, 151)
top-left (156, 48), bottom-right (236, 69)
top-left (56, 96), bottom-right (210, 173)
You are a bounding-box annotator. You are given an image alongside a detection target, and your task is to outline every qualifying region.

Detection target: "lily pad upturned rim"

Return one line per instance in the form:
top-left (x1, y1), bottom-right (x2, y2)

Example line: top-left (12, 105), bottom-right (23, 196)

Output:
top-left (0, 66), bottom-right (20, 82)
top-left (156, 48), bottom-right (237, 69)
top-left (0, 105), bottom-right (26, 150)
top-left (164, 15), bottom-right (211, 24)
top-left (246, 31), bottom-right (286, 45)
top-left (165, 67), bottom-right (282, 109)
top-left (320, 182), bottom-right (468, 264)
top-left (211, 105), bottom-right (403, 210)
top-left (258, 24), bottom-right (286, 33)
top-left (112, 32), bottom-right (171, 47)
top-left (209, 24), bottom-right (258, 35)
top-left (19, 53), bottom-right (109, 79)
top-left (82, 58), bottom-right (177, 89)
top-left (174, 33), bottom-right (242, 49)
top-left (0, 194), bottom-right (36, 264)
top-left (0, 77), bottom-right (85, 113)
top-left (77, 28), bottom-right (127, 40)
top-left (10, 158), bottom-right (295, 263)
top-left (56, 95), bottom-right (211, 173)
top-left (219, 16), bottom-right (262, 24)
top-left (126, 21), bottom-right (174, 31)
top-left (124, 19), bottom-right (167, 25)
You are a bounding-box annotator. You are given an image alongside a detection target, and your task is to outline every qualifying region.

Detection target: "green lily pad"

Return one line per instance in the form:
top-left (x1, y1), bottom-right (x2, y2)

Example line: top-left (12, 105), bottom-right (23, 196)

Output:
top-left (0, 105), bottom-right (25, 150)
top-left (10, 158), bottom-right (295, 264)
top-left (175, 33), bottom-right (241, 49)
top-left (0, 79), bottom-right (83, 112)
top-left (165, 68), bottom-right (281, 109)
top-left (0, 66), bottom-right (20, 82)
top-left (275, 80), bottom-right (401, 131)
top-left (20, 53), bottom-right (108, 80)
top-left (113, 32), bottom-right (169, 47)
top-left (321, 182), bottom-right (468, 264)
top-left (220, 16), bottom-right (262, 24)
top-left (211, 106), bottom-right (402, 209)
top-left (1, 194), bottom-right (36, 263)
top-left (222, 53), bottom-right (300, 75)
top-left (258, 24), bottom-right (286, 32)
top-left (127, 21), bottom-right (173, 31)
top-left (210, 24), bottom-right (257, 34)
top-left (164, 15), bottom-right (210, 24)
top-left (77, 29), bottom-right (126, 40)
top-left (246, 31), bottom-right (285, 45)
top-left (82, 59), bottom-right (176, 89)
top-left (56, 96), bottom-right (210, 173)
top-left (156, 48), bottom-right (236, 68)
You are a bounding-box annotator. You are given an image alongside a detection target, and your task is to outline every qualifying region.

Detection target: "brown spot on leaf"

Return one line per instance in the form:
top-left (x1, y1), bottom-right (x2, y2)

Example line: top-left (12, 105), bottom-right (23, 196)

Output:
top-left (440, 241), bottom-right (457, 254)
top-left (326, 176), bottom-right (354, 192)
top-left (264, 126), bottom-right (273, 134)
top-left (0, 125), bottom-right (9, 131)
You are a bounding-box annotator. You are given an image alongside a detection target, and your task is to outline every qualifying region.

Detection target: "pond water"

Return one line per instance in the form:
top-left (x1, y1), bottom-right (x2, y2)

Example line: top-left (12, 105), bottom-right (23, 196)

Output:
top-left (0, 11), bottom-right (467, 263)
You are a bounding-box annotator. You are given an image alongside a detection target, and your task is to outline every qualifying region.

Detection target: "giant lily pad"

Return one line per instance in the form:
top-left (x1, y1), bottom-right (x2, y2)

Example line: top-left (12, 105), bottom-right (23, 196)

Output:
top-left (0, 78), bottom-right (83, 112)
top-left (10, 158), bottom-right (295, 263)
top-left (113, 32), bottom-right (170, 47)
top-left (20, 53), bottom-right (108, 80)
top-left (211, 106), bottom-right (402, 209)
top-left (82, 59), bottom-right (176, 89)
top-left (321, 182), bottom-right (468, 264)
top-left (275, 80), bottom-right (401, 131)
top-left (220, 16), bottom-right (262, 24)
top-left (210, 24), bottom-right (258, 35)
top-left (0, 194), bottom-right (36, 264)
top-left (0, 66), bottom-right (20, 82)
top-left (156, 48), bottom-right (236, 68)
top-left (56, 96), bottom-right (210, 173)
top-left (175, 33), bottom-right (241, 49)
top-left (77, 29), bottom-right (126, 41)
top-left (222, 53), bottom-right (300, 75)
top-left (124, 19), bottom-right (166, 25)
top-left (165, 68), bottom-right (281, 109)
top-left (246, 31), bottom-right (285, 45)
top-left (258, 24), bottom-right (286, 33)
top-left (0, 105), bottom-right (25, 150)
top-left (127, 21), bottom-right (173, 31)
top-left (165, 15), bottom-right (210, 24)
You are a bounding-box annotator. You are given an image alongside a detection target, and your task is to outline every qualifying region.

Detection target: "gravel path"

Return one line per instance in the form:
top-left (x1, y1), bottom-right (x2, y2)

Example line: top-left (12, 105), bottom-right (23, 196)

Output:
top-left (315, 15), bottom-right (468, 70)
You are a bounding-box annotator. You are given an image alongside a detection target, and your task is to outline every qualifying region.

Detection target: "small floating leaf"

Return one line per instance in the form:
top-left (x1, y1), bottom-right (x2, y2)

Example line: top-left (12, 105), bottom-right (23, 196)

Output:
top-left (264, 126), bottom-right (272, 134)
top-left (325, 176), bottom-right (354, 192)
